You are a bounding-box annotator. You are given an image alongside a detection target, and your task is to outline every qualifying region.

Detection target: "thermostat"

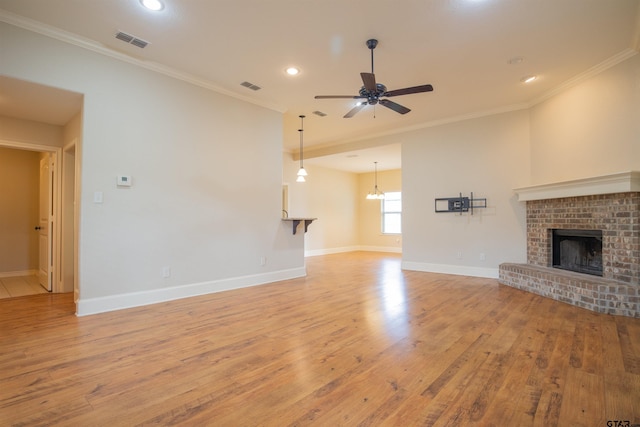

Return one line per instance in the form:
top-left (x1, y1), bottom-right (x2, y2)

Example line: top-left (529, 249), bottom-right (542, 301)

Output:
top-left (117, 175), bottom-right (132, 187)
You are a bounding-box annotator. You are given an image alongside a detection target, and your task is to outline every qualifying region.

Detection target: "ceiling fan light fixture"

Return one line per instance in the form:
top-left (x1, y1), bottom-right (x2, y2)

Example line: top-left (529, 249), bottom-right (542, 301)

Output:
top-left (140, 0), bottom-right (164, 11)
top-left (297, 167), bottom-right (308, 177)
top-left (296, 175), bottom-right (306, 183)
top-left (521, 75), bottom-right (537, 84)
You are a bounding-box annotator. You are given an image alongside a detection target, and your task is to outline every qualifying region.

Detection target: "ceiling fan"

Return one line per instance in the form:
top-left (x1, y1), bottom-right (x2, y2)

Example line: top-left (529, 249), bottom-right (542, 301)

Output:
top-left (315, 39), bottom-right (434, 118)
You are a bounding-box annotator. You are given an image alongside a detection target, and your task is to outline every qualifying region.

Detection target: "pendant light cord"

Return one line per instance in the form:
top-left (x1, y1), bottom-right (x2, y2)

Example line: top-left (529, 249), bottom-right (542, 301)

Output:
top-left (299, 115), bottom-right (305, 169)
top-left (366, 161), bottom-right (383, 199)
top-left (374, 161), bottom-right (379, 192)
top-left (296, 115), bottom-right (307, 181)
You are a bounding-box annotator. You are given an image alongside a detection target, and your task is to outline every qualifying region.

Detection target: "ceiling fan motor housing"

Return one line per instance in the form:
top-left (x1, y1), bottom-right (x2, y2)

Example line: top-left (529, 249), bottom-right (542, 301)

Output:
top-left (359, 83), bottom-right (387, 104)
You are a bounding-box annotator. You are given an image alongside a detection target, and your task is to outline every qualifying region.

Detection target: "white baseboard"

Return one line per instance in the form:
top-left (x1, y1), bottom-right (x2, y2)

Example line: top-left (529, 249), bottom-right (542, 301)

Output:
top-left (305, 246), bottom-right (360, 257)
top-left (305, 246), bottom-right (402, 257)
top-left (358, 246), bottom-right (402, 254)
top-left (76, 266), bottom-right (306, 316)
top-left (0, 269), bottom-right (36, 278)
top-left (401, 261), bottom-right (499, 279)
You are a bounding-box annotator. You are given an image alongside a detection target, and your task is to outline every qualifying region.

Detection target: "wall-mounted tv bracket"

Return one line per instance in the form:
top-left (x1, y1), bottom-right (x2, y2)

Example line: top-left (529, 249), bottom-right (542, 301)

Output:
top-left (434, 192), bottom-right (486, 215)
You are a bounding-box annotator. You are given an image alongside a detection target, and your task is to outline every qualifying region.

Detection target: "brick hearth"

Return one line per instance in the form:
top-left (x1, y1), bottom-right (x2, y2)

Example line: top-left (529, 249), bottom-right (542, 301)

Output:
top-left (499, 189), bottom-right (639, 318)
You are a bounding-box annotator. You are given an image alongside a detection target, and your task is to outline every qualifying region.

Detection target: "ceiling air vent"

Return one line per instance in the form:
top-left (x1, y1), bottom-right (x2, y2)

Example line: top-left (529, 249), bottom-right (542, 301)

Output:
top-left (312, 111), bottom-right (327, 117)
top-left (115, 31), bottom-right (149, 49)
top-left (240, 81), bottom-right (261, 91)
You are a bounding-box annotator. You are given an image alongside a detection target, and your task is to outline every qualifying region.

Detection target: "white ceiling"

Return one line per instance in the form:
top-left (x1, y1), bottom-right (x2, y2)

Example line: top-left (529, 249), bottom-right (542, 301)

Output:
top-left (0, 0), bottom-right (638, 173)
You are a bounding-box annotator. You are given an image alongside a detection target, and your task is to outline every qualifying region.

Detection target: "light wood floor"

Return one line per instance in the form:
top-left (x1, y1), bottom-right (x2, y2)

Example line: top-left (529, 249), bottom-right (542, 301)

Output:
top-left (1, 252), bottom-right (638, 426)
top-left (0, 274), bottom-right (47, 299)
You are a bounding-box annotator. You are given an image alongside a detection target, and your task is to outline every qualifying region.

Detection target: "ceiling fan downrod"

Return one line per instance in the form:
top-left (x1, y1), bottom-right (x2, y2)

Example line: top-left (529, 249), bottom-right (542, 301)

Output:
top-left (366, 39), bottom-right (378, 74)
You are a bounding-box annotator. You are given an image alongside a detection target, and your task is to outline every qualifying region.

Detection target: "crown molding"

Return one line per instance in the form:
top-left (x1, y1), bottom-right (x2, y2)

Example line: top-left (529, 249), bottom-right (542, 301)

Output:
top-left (0, 10), bottom-right (286, 114)
top-left (529, 48), bottom-right (638, 107)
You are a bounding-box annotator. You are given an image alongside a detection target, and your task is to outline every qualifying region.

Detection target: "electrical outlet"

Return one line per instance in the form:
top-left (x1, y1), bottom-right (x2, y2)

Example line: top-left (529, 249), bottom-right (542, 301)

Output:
top-left (456, 251), bottom-right (462, 259)
top-left (479, 253), bottom-right (486, 261)
top-left (162, 266), bottom-right (171, 278)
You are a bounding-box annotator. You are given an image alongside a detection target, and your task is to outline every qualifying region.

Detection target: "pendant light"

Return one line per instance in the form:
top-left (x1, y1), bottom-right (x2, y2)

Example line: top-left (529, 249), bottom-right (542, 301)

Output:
top-left (296, 115), bottom-right (307, 182)
top-left (366, 161), bottom-right (385, 199)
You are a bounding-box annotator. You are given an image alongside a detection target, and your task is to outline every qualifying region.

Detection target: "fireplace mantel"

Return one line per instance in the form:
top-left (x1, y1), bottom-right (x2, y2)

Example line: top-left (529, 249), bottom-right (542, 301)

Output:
top-left (514, 171), bottom-right (640, 201)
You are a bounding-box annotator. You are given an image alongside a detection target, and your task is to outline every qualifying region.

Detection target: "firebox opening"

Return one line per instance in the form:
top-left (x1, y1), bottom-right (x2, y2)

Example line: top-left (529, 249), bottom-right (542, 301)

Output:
top-left (552, 229), bottom-right (603, 276)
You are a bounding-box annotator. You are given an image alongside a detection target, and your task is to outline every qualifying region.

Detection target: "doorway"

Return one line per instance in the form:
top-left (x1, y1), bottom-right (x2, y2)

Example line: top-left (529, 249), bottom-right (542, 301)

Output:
top-left (0, 76), bottom-right (83, 304)
top-left (0, 140), bottom-right (76, 297)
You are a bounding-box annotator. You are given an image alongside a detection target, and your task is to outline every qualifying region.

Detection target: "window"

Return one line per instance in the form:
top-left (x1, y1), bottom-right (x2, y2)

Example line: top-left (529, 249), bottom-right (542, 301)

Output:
top-left (382, 191), bottom-right (401, 234)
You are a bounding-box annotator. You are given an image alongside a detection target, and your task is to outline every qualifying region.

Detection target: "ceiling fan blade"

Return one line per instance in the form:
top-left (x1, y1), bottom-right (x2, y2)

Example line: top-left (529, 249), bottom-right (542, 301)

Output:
top-left (379, 99), bottom-right (411, 114)
top-left (343, 103), bottom-right (366, 118)
top-left (384, 84), bottom-right (434, 97)
top-left (315, 95), bottom-right (364, 99)
top-left (360, 72), bottom-right (377, 93)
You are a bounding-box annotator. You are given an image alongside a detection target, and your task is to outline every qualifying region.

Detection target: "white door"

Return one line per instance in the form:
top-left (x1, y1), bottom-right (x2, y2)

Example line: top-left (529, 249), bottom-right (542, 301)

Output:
top-left (38, 155), bottom-right (54, 291)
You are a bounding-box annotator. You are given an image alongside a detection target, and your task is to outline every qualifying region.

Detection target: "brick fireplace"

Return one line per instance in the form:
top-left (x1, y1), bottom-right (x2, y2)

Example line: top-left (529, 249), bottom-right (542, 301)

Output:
top-left (499, 172), bottom-right (640, 318)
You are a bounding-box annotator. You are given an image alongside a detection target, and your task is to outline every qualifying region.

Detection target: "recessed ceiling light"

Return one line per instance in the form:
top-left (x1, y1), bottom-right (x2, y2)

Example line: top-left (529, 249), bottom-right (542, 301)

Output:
top-left (521, 75), bottom-right (537, 84)
top-left (285, 67), bottom-right (300, 76)
top-left (140, 0), bottom-right (164, 11)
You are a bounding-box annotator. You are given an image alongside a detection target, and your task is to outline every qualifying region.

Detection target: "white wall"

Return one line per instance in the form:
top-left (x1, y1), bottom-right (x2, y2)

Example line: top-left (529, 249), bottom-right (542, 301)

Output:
top-left (1, 22), bottom-right (304, 314)
top-left (0, 116), bottom-right (63, 147)
top-left (529, 54), bottom-right (640, 183)
top-left (290, 111), bottom-right (531, 278)
top-left (284, 154), bottom-right (359, 255)
top-left (401, 110), bottom-right (530, 277)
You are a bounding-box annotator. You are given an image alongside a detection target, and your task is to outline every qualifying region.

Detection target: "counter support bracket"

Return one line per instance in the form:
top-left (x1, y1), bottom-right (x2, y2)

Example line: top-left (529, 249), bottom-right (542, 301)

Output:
top-left (282, 218), bottom-right (317, 235)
